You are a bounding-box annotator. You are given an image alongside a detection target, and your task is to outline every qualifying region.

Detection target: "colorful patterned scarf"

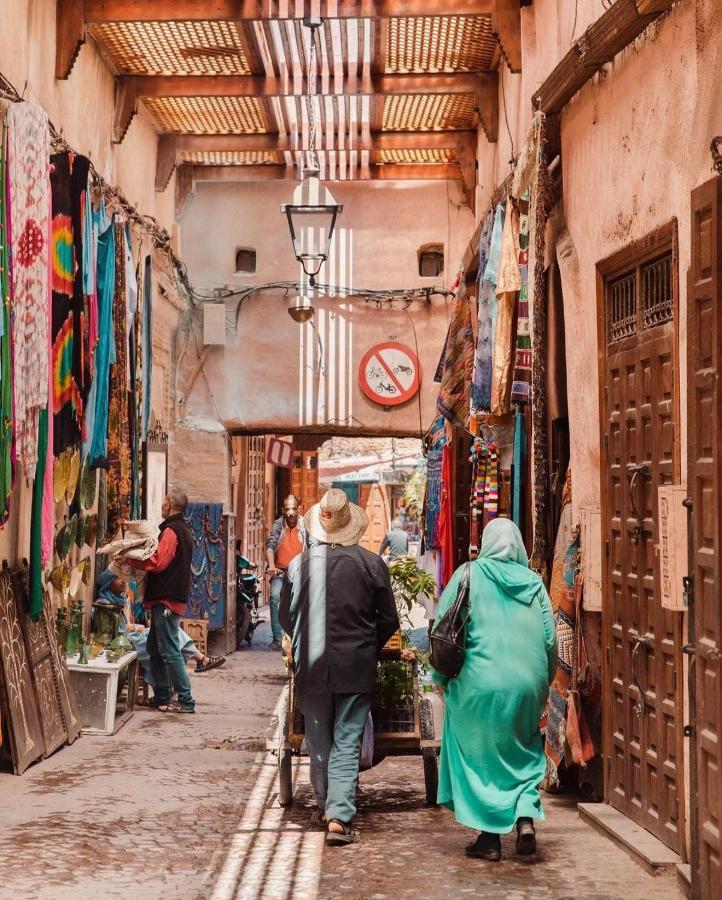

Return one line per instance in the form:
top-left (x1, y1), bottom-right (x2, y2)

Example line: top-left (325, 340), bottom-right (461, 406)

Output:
top-left (0, 125), bottom-right (14, 523)
top-left (7, 102), bottom-right (50, 478)
top-left (185, 503), bottom-right (225, 627)
top-left (511, 194), bottom-right (532, 403)
top-left (424, 448), bottom-right (443, 549)
top-left (470, 210), bottom-right (494, 415)
top-left (436, 288), bottom-right (475, 428)
top-left (50, 152), bottom-right (87, 455)
top-left (482, 442), bottom-right (499, 525)
top-left (105, 221), bottom-right (131, 539)
top-left (468, 439), bottom-right (487, 558)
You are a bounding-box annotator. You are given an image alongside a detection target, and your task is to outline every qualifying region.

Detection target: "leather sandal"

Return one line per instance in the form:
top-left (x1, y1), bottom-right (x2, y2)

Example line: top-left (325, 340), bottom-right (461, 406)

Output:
top-left (326, 820), bottom-right (360, 846)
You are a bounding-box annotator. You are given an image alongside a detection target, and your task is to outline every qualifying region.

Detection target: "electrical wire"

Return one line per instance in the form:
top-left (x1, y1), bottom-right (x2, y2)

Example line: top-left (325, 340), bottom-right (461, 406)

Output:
top-left (499, 68), bottom-right (516, 168)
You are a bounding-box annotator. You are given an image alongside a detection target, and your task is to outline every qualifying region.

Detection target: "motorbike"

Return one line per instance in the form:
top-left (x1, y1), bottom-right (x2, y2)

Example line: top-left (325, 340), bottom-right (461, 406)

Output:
top-left (236, 553), bottom-right (263, 648)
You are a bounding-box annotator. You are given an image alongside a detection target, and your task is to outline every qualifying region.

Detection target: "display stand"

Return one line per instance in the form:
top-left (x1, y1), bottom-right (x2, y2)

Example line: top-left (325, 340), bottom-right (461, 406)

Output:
top-left (66, 650), bottom-right (138, 735)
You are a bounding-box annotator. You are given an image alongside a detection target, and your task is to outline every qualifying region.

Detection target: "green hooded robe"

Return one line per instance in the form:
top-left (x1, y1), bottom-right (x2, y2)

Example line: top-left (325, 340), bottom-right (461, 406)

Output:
top-left (431, 517), bottom-right (557, 834)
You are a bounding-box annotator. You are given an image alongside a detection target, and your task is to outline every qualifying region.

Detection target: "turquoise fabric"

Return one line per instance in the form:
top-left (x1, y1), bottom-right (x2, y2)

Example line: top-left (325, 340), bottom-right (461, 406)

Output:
top-left (86, 207), bottom-right (115, 464)
top-left (431, 518), bottom-right (557, 834)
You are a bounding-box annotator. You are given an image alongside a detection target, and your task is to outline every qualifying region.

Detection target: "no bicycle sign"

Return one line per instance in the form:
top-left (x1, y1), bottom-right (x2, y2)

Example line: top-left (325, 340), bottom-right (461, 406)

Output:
top-left (358, 341), bottom-right (421, 407)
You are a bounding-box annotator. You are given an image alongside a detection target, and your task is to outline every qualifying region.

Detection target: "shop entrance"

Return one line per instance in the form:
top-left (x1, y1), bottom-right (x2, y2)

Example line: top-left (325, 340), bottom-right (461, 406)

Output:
top-left (688, 174), bottom-right (722, 898)
top-left (599, 222), bottom-right (685, 853)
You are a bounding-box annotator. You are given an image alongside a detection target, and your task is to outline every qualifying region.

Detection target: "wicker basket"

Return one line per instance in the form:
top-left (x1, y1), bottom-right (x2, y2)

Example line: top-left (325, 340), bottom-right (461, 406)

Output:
top-left (382, 629), bottom-right (402, 653)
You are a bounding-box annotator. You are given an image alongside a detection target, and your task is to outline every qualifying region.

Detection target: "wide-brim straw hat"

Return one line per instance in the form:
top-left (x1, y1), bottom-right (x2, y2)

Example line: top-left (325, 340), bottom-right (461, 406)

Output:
top-left (304, 488), bottom-right (368, 547)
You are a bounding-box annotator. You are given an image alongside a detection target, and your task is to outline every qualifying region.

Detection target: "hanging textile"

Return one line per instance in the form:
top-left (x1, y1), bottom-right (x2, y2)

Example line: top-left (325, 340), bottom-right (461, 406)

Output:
top-left (491, 202), bottom-right (521, 415)
top-left (29, 407), bottom-right (48, 620)
top-left (482, 442), bottom-right (499, 525)
top-left (50, 152), bottom-right (85, 454)
top-left (470, 210), bottom-right (495, 415)
top-left (436, 443), bottom-right (454, 589)
top-left (0, 124), bottom-right (14, 524)
top-left (511, 408), bottom-right (527, 530)
top-left (436, 288), bottom-right (475, 428)
top-left (529, 113), bottom-right (553, 571)
top-left (424, 448), bottom-right (443, 549)
top-left (511, 194), bottom-right (532, 404)
top-left (105, 221), bottom-right (131, 539)
top-left (86, 205), bottom-right (115, 465)
top-left (129, 256), bottom-right (142, 520)
top-left (468, 439), bottom-right (487, 558)
top-left (71, 155), bottom-right (92, 407)
top-left (185, 503), bottom-right (225, 628)
top-left (549, 469), bottom-right (573, 613)
top-left (7, 102), bottom-right (50, 478)
top-left (142, 254), bottom-right (152, 441)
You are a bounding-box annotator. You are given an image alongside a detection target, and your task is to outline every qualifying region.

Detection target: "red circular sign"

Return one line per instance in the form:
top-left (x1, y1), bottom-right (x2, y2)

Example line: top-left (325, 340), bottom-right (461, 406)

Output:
top-left (358, 342), bottom-right (421, 407)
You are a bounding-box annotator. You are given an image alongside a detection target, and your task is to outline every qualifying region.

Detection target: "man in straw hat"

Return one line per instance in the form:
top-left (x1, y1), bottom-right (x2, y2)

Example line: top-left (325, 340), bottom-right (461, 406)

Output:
top-left (280, 488), bottom-right (399, 846)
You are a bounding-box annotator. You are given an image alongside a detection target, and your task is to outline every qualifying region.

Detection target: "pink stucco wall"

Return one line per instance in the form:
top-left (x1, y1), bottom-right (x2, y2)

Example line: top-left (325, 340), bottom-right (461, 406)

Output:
top-left (179, 179), bottom-right (475, 437)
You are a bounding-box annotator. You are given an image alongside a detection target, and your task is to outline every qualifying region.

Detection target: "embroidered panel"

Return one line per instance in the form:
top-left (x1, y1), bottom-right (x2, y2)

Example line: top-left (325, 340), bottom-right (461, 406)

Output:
top-left (0, 570), bottom-right (44, 774)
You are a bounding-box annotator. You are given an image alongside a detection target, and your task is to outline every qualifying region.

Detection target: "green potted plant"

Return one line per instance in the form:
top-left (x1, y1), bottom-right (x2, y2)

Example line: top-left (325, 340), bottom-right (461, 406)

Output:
top-left (387, 556), bottom-right (436, 628)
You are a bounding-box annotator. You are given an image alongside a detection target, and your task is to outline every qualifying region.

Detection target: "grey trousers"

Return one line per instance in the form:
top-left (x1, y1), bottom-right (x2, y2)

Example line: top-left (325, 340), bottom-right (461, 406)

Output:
top-left (300, 692), bottom-right (371, 824)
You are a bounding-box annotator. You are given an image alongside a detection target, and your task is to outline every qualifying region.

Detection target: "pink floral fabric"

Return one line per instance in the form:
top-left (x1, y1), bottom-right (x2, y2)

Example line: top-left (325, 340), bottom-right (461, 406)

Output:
top-left (7, 102), bottom-right (50, 479)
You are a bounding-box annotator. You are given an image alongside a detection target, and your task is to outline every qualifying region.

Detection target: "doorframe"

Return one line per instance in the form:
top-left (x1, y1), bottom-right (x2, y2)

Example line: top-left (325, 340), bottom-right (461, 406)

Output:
top-left (595, 218), bottom-right (684, 840)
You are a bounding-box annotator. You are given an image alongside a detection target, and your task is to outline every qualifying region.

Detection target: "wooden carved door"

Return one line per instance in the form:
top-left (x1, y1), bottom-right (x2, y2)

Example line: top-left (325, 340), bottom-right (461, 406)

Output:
top-left (602, 223), bottom-right (684, 852)
top-left (290, 452), bottom-right (319, 513)
top-left (359, 483), bottom-right (391, 553)
top-left (241, 436), bottom-right (266, 568)
top-left (688, 175), bottom-right (722, 898)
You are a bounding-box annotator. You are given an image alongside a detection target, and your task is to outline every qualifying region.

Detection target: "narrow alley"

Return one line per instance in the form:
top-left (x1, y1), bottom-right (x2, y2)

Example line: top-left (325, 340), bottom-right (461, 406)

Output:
top-left (1, 1), bottom-right (721, 899)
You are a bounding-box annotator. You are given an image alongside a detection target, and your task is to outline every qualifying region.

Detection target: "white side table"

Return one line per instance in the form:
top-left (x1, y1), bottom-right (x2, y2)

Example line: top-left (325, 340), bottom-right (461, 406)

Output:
top-left (66, 650), bottom-right (138, 735)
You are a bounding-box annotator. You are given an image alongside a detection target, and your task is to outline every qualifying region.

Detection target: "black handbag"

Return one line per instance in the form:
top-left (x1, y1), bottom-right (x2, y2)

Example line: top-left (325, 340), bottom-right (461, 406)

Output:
top-left (430, 563), bottom-right (471, 678)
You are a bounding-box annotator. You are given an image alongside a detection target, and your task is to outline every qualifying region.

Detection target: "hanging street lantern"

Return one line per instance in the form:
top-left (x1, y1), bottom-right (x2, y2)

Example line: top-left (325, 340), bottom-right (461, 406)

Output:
top-left (287, 293), bottom-right (315, 323)
top-left (281, 17), bottom-right (343, 288)
top-left (281, 168), bottom-right (343, 286)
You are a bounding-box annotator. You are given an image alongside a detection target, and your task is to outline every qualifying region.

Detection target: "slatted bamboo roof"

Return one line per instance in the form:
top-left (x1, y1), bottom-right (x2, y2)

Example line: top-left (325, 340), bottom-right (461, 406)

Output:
top-left (59, 1), bottom-right (508, 202)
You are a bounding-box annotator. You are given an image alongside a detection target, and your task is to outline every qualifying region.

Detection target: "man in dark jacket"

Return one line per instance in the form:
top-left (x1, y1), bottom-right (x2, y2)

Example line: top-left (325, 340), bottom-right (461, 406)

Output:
top-left (280, 488), bottom-right (399, 846)
top-left (124, 488), bottom-right (195, 713)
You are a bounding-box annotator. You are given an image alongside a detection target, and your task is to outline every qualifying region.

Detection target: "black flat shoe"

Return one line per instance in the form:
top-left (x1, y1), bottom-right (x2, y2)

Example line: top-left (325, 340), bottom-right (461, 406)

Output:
top-left (465, 832), bottom-right (501, 861)
top-left (516, 818), bottom-right (536, 855)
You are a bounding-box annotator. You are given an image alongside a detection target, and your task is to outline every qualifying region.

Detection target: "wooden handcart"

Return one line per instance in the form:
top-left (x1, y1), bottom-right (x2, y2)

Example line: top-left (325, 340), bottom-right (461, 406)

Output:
top-left (269, 640), bottom-right (442, 808)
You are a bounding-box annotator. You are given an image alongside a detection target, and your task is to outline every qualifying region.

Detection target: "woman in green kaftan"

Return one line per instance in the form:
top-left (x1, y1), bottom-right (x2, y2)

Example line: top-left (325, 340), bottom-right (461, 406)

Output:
top-left (431, 518), bottom-right (557, 861)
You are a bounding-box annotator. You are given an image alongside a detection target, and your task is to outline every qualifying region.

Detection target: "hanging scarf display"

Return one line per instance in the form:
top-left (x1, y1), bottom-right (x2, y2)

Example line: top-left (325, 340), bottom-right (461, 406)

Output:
top-left (50, 152), bottom-right (85, 454)
top-left (437, 443), bottom-right (454, 589)
top-left (468, 439), bottom-right (487, 558)
top-left (511, 193), bottom-right (532, 403)
top-left (529, 113), bottom-right (552, 571)
top-left (482, 441), bottom-right (499, 526)
top-left (491, 202), bottom-right (521, 415)
top-left (104, 221), bottom-right (131, 540)
top-left (436, 287), bottom-right (475, 428)
top-left (7, 102), bottom-right (50, 479)
top-left (470, 210), bottom-right (494, 415)
top-left (129, 254), bottom-right (143, 520)
top-left (141, 254), bottom-right (152, 441)
top-left (86, 204), bottom-right (115, 465)
top-left (0, 124), bottom-right (14, 523)
top-left (185, 503), bottom-right (225, 628)
top-left (424, 448), bottom-right (443, 549)
top-left (511, 407), bottom-right (527, 530)
top-left (29, 407), bottom-right (48, 620)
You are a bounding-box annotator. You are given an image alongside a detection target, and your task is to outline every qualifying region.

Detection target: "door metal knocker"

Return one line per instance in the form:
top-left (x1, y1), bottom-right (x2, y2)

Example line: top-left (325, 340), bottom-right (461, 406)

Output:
top-left (627, 463), bottom-right (650, 545)
top-left (631, 632), bottom-right (654, 716)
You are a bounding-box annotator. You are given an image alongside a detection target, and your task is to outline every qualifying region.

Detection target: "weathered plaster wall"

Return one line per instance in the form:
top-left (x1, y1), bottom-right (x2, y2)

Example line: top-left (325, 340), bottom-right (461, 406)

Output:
top-left (179, 179), bottom-right (474, 437)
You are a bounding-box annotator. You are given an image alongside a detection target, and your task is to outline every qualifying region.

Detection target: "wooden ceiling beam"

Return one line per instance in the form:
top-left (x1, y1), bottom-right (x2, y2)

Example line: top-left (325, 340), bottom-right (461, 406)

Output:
top-left (84, 1), bottom-right (492, 23)
top-left (475, 72), bottom-right (498, 143)
top-left (189, 162), bottom-right (462, 182)
top-left (115, 72), bottom-right (479, 140)
top-left (56, 0), bottom-right (86, 79)
top-left (159, 131), bottom-right (474, 191)
top-left (491, 0), bottom-right (522, 73)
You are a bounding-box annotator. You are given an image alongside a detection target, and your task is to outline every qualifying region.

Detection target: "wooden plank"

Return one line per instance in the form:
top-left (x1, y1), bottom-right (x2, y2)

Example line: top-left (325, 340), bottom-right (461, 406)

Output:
top-left (156, 134), bottom-right (178, 191)
top-left (56, 0), bottom-right (86, 79)
top-left (84, 0), bottom-right (493, 22)
top-left (492, 0), bottom-right (522, 73)
top-left (475, 71), bottom-right (498, 142)
top-left (120, 72), bottom-right (480, 99)
top-left (173, 130), bottom-right (474, 153)
top-left (532, 0), bottom-right (661, 116)
top-left (578, 803), bottom-right (680, 875)
top-left (190, 162), bottom-right (461, 181)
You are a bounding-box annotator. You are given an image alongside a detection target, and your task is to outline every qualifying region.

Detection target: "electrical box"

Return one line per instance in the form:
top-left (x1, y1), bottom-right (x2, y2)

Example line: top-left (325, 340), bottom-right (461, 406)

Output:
top-left (203, 302), bottom-right (226, 346)
top-left (580, 505), bottom-right (602, 612)
top-left (658, 484), bottom-right (688, 611)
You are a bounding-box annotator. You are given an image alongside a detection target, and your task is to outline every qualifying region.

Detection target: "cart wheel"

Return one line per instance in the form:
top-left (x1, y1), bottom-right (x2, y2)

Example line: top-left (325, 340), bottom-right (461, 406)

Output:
top-left (420, 698), bottom-right (439, 806)
top-left (278, 749), bottom-right (293, 807)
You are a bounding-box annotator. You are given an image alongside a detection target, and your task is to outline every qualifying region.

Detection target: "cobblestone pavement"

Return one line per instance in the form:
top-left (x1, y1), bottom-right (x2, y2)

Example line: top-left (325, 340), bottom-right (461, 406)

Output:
top-left (0, 625), bottom-right (286, 900)
top-left (0, 621), bottom-right (685, 900)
